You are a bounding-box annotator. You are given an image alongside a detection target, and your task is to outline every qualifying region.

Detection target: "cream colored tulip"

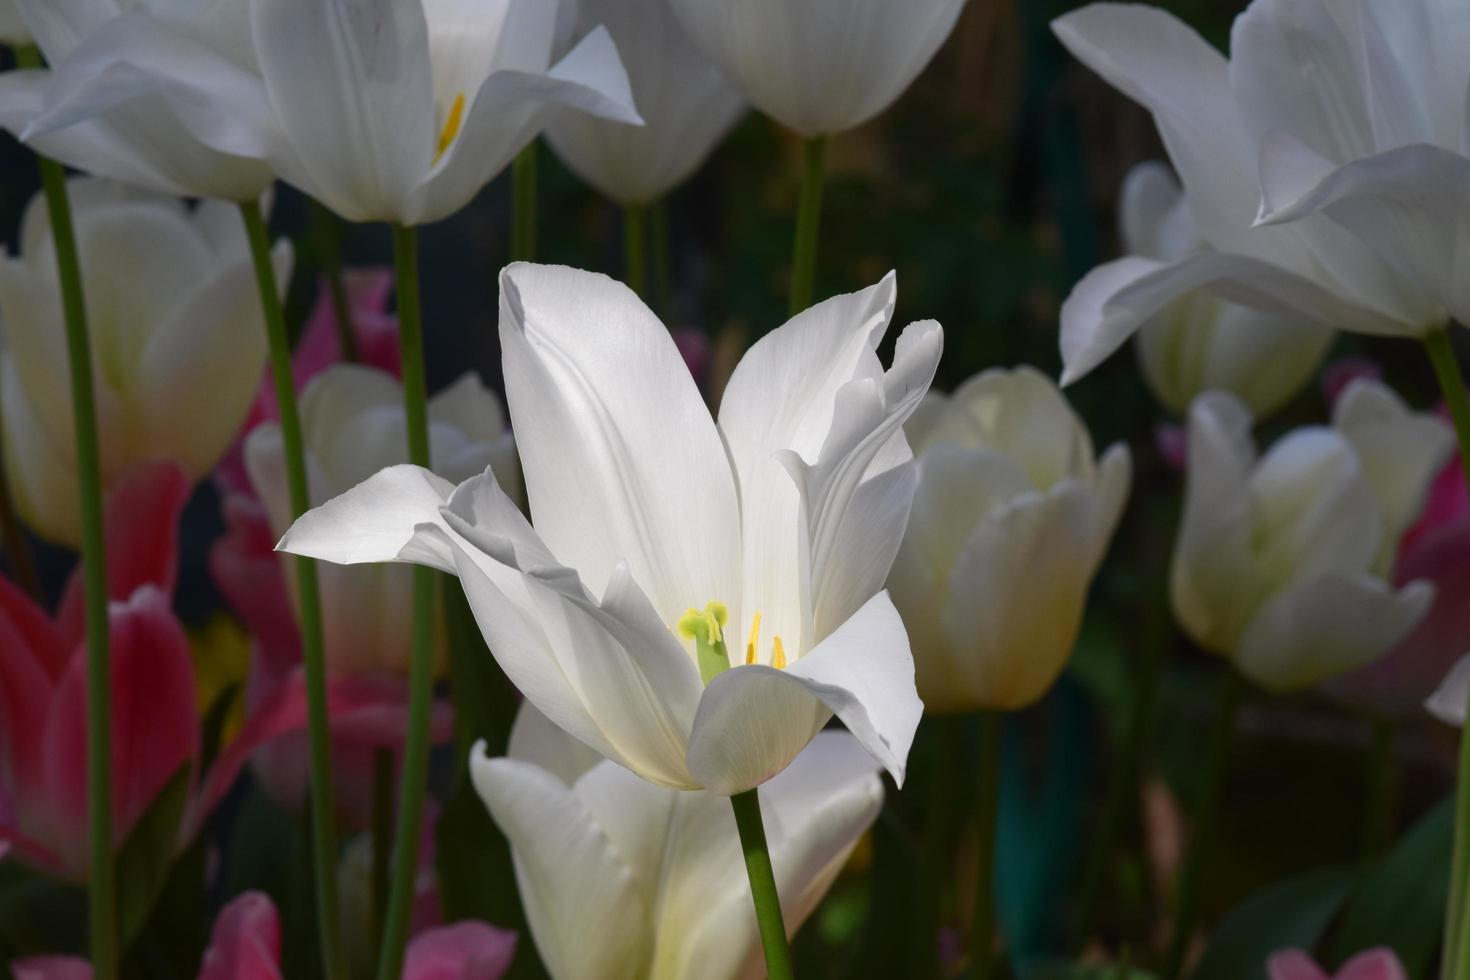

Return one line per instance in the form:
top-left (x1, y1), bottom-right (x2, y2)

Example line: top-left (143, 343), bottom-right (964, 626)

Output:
top-left (246, 364), bottom-right (520, 676)
top-left (0, 178), bottom-right (286, 545)
top-left (889, 367), bottom-right (1131, 712)
top-left (1121, 161), bottom-right (1332, 418)
top-left (1172, 380), bottom-right (1450, 691)
top-left (471, 702), bottom-right (883, 980)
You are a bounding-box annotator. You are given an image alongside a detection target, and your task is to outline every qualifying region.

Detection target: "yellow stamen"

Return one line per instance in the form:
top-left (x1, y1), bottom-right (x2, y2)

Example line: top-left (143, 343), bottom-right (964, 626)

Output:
top-left (745, 612), bottom-right (762, 665)
top-left (434, 92), bottom-right (466, 162)
top-left (772, 635), bottom-right (787, 670)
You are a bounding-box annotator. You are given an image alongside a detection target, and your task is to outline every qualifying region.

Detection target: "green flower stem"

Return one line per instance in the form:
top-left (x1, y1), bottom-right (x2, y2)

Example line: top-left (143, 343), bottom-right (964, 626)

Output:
top-left (788, 135), bottom-right (827, 316)
top-left (1162, 671), bottom-right (1245, 980)
top-left (17, 44), bottom-right (116, 976)
top-left (730, 788), bottom-right (795, 980)
top-left (308, 199), bottom-right (359, 363)
top-left (972, 712), bottom-right (1003, 980)
top-left (376, 223), bottom-right (436, 980)
top-left (511, 142), bottom-right (538, 263)
top-left (371, 746), bottom-right (394, 942)
top-left (239, 200), bottom-right (346, 980)
top-left (1424, 326), bottom-right (1470, 980)
top-left (623, 203), bottom-right (648, 298)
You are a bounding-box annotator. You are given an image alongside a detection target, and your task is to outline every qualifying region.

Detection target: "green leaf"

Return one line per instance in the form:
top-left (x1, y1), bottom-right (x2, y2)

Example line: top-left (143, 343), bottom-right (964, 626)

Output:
top-left (1327, 797), bottom-right (1452, 976)
top-left (116, 764), bottom-right (191, 950)
top-left (0, 862), bottom-right (86, 958)
top-left (1191, 866), bottom-right (1356, 980)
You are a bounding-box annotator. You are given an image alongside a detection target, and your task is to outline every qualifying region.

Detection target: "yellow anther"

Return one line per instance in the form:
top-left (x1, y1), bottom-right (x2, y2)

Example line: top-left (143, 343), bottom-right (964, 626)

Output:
top-left (745, 612), bottom-right (762, 665)
top-left (771, 635), bottom-right (787, 670)
top-left (677, 601), bottom-right (728, 646)
top-left (434, 92), bottom-right (466, 162)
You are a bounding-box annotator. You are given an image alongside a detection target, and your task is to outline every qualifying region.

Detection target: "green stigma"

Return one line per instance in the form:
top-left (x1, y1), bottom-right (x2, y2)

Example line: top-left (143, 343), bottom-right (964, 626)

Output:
top-left (678, 601), bottom-right (731, 685)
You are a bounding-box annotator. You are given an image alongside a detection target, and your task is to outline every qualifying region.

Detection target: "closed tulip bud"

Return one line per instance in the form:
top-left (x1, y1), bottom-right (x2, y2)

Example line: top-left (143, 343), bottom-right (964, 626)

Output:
top-left (545, 0), bottom-right (744, 206)
top-left (1120, 162), bottom-right (1332, 418)
top-left (889, 367), bottom-right (1131, 713)
top-left (1172, 381), bottom-right (1451, 692)
top-left (666, 0), bottom-right (965, 137)
top-left (245, 364), bottom-right (520, 677)
top-left (471, 703), bottom-right (883, 980)
top-left (0, 178), bottom-right (286, 546)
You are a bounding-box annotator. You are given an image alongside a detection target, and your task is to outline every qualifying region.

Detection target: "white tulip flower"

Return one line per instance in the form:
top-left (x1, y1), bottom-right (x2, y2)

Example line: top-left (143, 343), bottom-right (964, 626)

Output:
top-left (889, 367), bottom-right (1131, 713)
top-left (1051, 0), bottom-right (1470, 387)
top-left (0, 0), bottom-right (29, 46)
top-left (16, 0), bottom-right (642, 224)
top-left (1172, 380), bottom-right (1452, 691)
top-left (0, 0), bottom-right (273, 201)
top-left (1120, 161), bottom-right (1332, 418)
top-left (245, 364), bottom-right (520, 677)
top-left (1428, 654), bottom-right (1470, 727)
top-left (545, 0), bottom-right (744, 206)
top-left (665, 0), bottom-right (966, 137)
top-left (280, 264), bottom-right (940, 794)
top-left (0, 178), bottom-right (287, 546)
top-left (471, 703), bottom-right (883, 980)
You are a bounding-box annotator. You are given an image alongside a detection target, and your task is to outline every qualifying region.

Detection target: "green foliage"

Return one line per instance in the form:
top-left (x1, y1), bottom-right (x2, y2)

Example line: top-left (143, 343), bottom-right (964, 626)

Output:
top-left (1190, 867), bottom-right (1356, 980)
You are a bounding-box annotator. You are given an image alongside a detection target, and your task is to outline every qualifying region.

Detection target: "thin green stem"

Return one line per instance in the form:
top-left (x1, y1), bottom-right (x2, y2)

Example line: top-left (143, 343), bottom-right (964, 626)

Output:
top-left (371, 746), bottom-right (393, 942)
top-left (1424, 326), bottom-right (1470, 980)
top-left (18, 43), bottom-right (115, 975)
top-left (309, 200), bottom-right (359, 363)
top-left (239, 201), bottom-right (346, 980)
top-left (972, 712), bottom-right (1003, 980)
top-left (730, 789), bottom-right (795, 980)
top-left (511, 142), bottom-right (538, 263)
top-left (788, 135), bottom-right (827, 317)
top-left (376, 223), bottom-right (435, 980)
top-left (1162, 672), bottom-right (1245, 980)
top-left (1361, 716), bottom-right (1397, 859)
top-left (623, 203), bottom-right (648, 298)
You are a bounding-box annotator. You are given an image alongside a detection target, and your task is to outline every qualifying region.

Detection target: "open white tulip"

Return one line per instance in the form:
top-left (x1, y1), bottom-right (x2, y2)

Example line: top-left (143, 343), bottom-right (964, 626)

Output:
top-left (246, 364), bottom-right (520, 677)
top-left (1051, 1), bottom-right (1470, 388)
top-left (280, 263), bottom-right (940, 794)
top-left (18, 0), bottom-right (642, 224)
top-left (1120, 161), bottom-right (1332, 418)
top-left (665, 0), bottom-right (966, 137)
top-left (545, 0), bottom-right (744, 206)
top-left (1172, 380), bottom-right (1451, 692)
top-left (471, 703), bottom-right (883, 980)
top-left (1428, 654), bottom-right (1470, 726)
top-left (889, 367), bottom-right (1130, 712)
top-left (0, 0), bottom-right (273, 201)
top-left (0, 178), bottom-right (287, 546)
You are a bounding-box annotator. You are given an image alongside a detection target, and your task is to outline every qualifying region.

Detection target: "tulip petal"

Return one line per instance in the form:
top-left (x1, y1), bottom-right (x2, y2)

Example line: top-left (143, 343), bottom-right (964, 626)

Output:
top-left (1428, 653), bottom-right (1470, 726)
top-left (0, 576), bottom-right (64, 813)
top-left (1266, 949), bottom-right (1331, 980)
top-left (470, 749), bottom-right (649, 980)
top-left (1336, 949), bottom-right (1410, 980)
top-left (197, 891), bottom-right (283, 980)
top-left (251, 0), bottom-right (435, 222)
top-left (10, 957), bottom-right (94, 980)
top-left (686, 591), bottom-right (920, 793)
top-left (1236, 574), bottom-right (1433, 692)
top-left (404, 921), bottom-right (518, 980)
top-left (498, 263), bottom-right (740, 630)
top-left (507, 701), bottom-right (607, 788)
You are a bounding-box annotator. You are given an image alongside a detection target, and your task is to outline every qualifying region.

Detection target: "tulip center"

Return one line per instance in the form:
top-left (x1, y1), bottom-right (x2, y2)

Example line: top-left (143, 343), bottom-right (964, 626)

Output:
top-left (678, 602), bottom-right (731, 684)
top-left (743, 611), bottom-right (787, 670)
top-left (434, 92), bottom-right (466, 163)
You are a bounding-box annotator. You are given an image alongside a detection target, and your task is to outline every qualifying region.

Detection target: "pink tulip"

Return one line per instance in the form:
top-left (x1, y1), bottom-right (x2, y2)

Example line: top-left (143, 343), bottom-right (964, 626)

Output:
top-left (0, 461), bottom-right (318, 878)
top-left (1267, 948), bottom-right (1407, 980)
top-left (14, 890), bottom-right (515, 980)
top-left (215, 268), bottom-right (402, 496)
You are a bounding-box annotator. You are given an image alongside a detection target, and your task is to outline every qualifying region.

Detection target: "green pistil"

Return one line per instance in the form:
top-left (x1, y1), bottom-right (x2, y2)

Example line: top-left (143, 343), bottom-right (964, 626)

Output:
top-left (678, 601), bottom-right (731, 685)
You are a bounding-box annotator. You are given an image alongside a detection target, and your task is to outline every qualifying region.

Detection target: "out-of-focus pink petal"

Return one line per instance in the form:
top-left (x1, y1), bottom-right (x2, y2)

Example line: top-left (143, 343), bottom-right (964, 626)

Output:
top-left (1336, 949), bottom-right (1409, 980)
top-left (672, 327), bottom-right (711, 384)
top-left (56, 461), bottom-right (192, 648)
top-left (1267, 950), bottom-right (1331, 980)
top-left (10, 956), bottom-right (93, 980)
top-left (0, 577), bottom-right (65, 809)
top-left (1402, 452), bottom-right (1469, 555)
top-left (40, 586), bottom-right (199, 877)
top-left (403, 921), bottom-right (517, 980)
top-left (1321, 358), bottom-right (1383, 408)
top-left (197, 891), bottom-right (283, 980)
top-left (209, 494), bottom-right (299, 670)
top-left (0, 574), bottom-right (68, 680)
top-left (1154, 422), bottom-right (1187, 472)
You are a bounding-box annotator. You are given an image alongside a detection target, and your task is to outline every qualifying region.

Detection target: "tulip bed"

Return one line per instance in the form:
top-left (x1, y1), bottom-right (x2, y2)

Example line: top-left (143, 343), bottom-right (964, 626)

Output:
top-left (0, 1), bottom-right (1465, 980)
